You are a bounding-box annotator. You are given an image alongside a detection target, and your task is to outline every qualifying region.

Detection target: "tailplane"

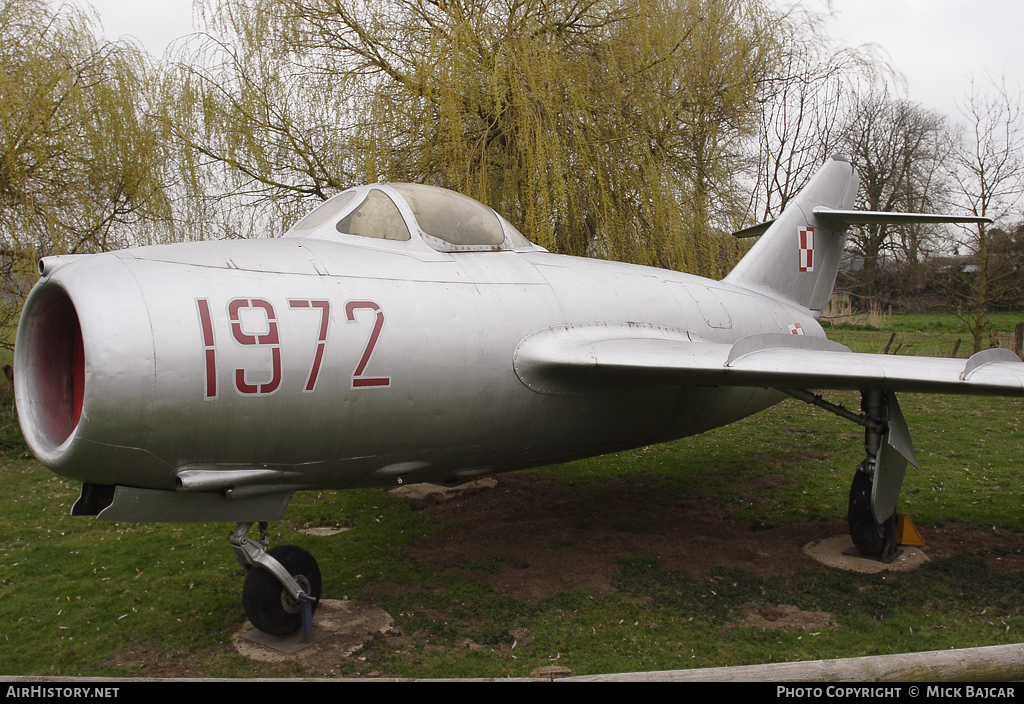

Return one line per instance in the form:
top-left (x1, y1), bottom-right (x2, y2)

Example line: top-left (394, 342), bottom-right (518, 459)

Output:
top-left (725, 155), bottom-right (989, 312)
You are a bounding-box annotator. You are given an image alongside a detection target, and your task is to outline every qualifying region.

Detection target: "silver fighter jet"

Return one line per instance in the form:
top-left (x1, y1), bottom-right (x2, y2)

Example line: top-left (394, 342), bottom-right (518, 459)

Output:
top-left (15, 156), bottom-right (1024, 636)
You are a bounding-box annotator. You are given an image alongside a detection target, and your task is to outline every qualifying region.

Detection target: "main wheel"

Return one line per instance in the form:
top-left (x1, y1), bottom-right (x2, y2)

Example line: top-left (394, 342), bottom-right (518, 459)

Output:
top-left (848, 470), bottom-right (887, 555)
top-left (242, 544), bottom-right (322, 636)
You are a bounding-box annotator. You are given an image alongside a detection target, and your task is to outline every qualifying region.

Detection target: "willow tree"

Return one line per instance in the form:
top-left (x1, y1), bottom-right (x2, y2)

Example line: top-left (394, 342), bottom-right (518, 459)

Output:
top-left (0, 0), bottom-right (173, 348)
top-left (168, 0), bottom-right (782, 275)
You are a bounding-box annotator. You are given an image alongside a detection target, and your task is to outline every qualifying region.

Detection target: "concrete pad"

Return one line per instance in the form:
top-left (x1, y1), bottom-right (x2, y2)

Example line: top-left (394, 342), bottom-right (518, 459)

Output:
top-left (803, 535), bottom-right (930, 573)
top-left (238, 624), bottom-right (333, 654)
top-left (234, 599), bottom-right (393, 662)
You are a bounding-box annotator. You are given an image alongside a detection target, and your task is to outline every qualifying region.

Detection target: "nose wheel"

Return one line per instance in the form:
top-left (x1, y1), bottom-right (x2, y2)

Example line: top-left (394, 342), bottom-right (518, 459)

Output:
top-left (229, 522), bottom-right (322, 637)
top-left (242, 544), bottom-right (322, 636)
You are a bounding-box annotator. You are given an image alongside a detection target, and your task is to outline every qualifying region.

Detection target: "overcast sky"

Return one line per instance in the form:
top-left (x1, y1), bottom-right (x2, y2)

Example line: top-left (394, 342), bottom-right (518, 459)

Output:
top-left (823, 0), bottom-right (1022, 118)
top-left (60, 0), bottom-right (1023, 122)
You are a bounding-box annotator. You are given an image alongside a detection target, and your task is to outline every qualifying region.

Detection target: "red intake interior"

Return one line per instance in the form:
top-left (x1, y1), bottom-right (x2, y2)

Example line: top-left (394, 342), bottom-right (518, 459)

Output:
top-left (23, 286), bottom-right (84, 448)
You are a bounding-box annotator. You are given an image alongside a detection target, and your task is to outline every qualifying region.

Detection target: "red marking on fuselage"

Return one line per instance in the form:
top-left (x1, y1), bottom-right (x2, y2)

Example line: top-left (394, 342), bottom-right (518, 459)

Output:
top-left (196, 299), bottom-right (217, 398)
top-left (345, 301), bottom-right (390, 388)
top-left (289, 299), bottom-right (332, 392)
top-left (228, 298), bottom-right (282, 395)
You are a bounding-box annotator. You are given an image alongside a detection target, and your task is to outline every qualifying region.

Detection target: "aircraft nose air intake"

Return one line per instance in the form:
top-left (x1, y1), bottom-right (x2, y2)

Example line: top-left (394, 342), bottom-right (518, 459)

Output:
top-left (16, 285), bottom-right (85, 450)
top-left (16, 254), bottom-right (162, 485)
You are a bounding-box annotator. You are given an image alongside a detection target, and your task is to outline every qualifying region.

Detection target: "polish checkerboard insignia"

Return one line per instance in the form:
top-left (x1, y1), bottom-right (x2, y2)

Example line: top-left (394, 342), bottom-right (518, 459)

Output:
top-left (798, 226), bottom-right (814, 272)
top-left (789, 323), bottom-right (805, 335)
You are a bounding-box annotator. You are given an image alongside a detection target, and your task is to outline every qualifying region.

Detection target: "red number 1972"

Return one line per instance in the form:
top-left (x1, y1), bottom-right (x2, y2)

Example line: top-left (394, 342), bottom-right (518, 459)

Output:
top-left (196, 297), bottom-right (388, 397)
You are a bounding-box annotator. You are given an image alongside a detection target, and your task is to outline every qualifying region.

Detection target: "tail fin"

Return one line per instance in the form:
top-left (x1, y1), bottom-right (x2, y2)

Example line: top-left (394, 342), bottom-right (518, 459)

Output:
top-left (726, 155), bottom-right (992, 312)
top-left (725, 155), bottom-right (859, 311)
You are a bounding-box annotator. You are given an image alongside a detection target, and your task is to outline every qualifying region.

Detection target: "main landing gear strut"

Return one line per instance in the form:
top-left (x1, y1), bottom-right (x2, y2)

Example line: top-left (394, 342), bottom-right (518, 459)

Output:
top-left (783, 388), bottom-right (918, 558)
top-left (229, 522), bottom-right (322, 637)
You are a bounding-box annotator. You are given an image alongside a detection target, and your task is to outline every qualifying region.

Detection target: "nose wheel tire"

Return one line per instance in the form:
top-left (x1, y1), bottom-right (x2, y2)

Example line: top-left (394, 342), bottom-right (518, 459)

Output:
top-left (848, 470), bottom-right (888, 555)
top-left (242, 544), bottom-right (322, 636)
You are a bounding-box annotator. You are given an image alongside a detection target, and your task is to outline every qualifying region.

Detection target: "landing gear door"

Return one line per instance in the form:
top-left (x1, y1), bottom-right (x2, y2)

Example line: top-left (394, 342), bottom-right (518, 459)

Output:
top-left (871, 394), bottom-right (919, 524)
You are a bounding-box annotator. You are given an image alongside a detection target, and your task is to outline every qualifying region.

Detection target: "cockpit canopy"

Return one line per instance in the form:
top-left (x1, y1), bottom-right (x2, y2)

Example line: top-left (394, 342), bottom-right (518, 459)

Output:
top-left (284, 183), bottom-right (537, 253)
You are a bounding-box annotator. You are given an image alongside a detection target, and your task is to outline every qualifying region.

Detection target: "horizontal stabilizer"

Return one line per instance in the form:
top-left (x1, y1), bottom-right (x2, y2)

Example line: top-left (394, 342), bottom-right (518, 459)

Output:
top-left (732, 209), bottom-right (991, 240)
top-left (732, 220), bottom-right (774, 239)
top-left (812, 208), bottom-right (992, 227)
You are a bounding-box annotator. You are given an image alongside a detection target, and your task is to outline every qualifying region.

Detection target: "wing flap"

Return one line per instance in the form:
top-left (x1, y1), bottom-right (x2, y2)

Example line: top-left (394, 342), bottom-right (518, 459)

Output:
top-left (514, 326), bottom-right (1024, 397)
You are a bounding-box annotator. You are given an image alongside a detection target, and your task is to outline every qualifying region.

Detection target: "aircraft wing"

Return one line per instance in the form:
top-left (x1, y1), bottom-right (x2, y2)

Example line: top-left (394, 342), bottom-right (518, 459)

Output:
top-left (514, 326), bottom-right (1024, 397)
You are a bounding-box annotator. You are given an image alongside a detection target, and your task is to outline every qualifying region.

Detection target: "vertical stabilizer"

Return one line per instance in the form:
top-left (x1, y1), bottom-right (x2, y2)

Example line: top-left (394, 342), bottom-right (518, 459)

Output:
top-left (725, 155), bottom-right (859, 311)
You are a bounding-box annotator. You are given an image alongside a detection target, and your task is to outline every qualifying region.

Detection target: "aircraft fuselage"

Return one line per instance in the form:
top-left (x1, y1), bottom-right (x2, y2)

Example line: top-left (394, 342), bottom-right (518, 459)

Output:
top-left (18, 236), bottom-right (817, 493)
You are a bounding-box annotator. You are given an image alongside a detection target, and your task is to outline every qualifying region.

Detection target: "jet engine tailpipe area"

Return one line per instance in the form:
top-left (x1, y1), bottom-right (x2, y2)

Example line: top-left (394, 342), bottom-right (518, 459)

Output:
top-left (15, 284), bottom-right (85, 453)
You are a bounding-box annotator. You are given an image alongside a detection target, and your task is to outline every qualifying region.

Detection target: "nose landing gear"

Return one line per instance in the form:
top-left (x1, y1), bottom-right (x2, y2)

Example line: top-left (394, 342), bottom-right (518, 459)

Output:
top-left (229, 522), bottom-right (322, 637)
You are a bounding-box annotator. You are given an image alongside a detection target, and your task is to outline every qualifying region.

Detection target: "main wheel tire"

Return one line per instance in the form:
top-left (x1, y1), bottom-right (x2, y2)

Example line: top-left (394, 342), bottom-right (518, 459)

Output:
top-left (242, 544), bottom-right (322, 636)
top-left (848, 470), bottom-right (888, 555)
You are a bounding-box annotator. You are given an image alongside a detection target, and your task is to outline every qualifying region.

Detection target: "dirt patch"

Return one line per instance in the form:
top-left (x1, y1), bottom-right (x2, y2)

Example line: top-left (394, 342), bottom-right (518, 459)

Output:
top-left (402, 473), bottom-right (851, 601)
top-left (106, 642), bottom-right (235, 678)
top-left (399, 474), bottom-right (1024, 601)
top-left (920, 524), bottom-right (1024, 573)
top-left (740, 603), bottom-right (836, 631)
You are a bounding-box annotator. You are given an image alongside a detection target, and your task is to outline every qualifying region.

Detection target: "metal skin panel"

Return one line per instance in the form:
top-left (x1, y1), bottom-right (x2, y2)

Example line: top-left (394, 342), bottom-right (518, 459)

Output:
top-left (871, 395), bottom-right (917, 525)
top-left (96, 486), bottom-right (292, 523)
